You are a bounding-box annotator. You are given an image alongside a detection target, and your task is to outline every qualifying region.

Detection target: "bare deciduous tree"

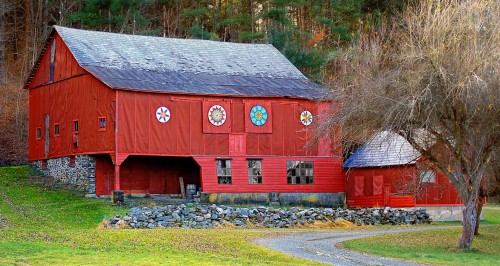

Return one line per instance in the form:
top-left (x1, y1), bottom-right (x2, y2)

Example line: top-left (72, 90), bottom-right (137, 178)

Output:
top-left (321, 0), bottom-right (499, 249)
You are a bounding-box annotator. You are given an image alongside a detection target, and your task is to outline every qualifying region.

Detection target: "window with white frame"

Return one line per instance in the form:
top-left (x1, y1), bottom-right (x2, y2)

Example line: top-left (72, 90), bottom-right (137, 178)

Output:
top-left (420, 170), bottom-right (436, 183)
top-left (216, 159), bottom-right (232, 184)
top-left (248, 159), bottom-right (263, 184)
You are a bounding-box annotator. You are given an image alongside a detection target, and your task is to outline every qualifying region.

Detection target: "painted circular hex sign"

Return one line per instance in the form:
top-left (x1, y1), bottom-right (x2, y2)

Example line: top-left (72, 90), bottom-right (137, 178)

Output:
top-left (156, 106), bottom-right (171, 123)
top-left (300, 110), bottom-right (313, 126)
top-left (250, 105), bottom-right (268, 126)
top-left (208, 104), bottom-right (227, 126)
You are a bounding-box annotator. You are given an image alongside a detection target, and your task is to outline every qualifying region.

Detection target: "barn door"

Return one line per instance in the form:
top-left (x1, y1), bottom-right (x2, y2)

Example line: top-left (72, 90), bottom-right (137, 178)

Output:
top-left (383, 184), bottom-right (391, 206)
top-left (44, 114), bottom-right (50, 158)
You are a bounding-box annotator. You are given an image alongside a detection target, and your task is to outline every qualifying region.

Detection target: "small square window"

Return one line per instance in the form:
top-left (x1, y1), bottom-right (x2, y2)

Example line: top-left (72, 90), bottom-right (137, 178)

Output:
top-left (248, 159), bottom-right (263, 184)
top-left (54, 124), bottom-right (60, 136)
top-left (287, 161), bottom-right (314, 184)
top-left (73, 120), bottom-right (79, 132)
top-left (69, 156), bottom-right (75, 167)
top-left (216, 159), bottom-right (232, 184)
top-left (36, 128), bottom-right (41, 139)
top-left (420, 171), bottom-right (436, 183)
top-left (98, 117), bottom-right (106, 131)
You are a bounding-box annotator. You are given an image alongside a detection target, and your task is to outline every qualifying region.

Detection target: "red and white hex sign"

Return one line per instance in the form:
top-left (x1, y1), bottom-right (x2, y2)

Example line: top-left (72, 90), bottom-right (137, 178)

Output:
top-left (208, 105), bottom-right (227, 126)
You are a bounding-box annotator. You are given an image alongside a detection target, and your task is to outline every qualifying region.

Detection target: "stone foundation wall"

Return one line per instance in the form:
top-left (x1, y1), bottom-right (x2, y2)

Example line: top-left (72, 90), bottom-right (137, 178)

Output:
top-left (421, 206), bottom-right (484, 221)
top-left (201, 192), bottom-right (346, 208)
top-left (32, 155), bottom-right (96, 195)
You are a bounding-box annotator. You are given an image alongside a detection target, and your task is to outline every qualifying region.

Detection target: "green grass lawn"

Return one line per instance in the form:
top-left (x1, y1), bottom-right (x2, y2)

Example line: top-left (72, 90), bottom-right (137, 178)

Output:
top-left (0, 166), bottom-right (323, 265)
top-left (343, 204), bottom-right (500, 265)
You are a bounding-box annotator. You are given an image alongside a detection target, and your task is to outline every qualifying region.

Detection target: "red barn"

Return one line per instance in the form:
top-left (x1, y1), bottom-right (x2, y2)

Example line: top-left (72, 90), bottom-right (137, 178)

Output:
top-left (344, 131), bottom-right (464, 220)
top-left (26, 26), bottom-right (345, 206)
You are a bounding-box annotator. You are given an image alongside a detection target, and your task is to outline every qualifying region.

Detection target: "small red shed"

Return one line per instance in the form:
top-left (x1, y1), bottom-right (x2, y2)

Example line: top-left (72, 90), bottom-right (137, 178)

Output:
top-left (26, 26), bottom-right (345, 206)
top-left (344, 131), bottom-right (462, 209)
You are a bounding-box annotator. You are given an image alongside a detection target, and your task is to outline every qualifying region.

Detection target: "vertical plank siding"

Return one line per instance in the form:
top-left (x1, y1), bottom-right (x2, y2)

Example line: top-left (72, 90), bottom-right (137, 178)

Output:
top-left (346, 166), bottom-right (462, 207)
top-left (116, 90), bottom-right (340, 158)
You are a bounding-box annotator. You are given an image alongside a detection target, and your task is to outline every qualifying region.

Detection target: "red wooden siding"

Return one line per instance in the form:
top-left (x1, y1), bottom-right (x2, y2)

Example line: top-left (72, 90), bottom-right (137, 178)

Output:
top-left (116, 90), bottom-right (338, 158)
top-left (30, 33), bottom-right (86, 88)
top-left (347, 196), bottom-right (385, 208)
top-left (415, 171), bottom-right (462, 206)
top-left (345, 166), bottom-right (462, 208)
top-left (28, 74), bottom-right (115, 160)
top-left (95, 155), bottom-right (115, 195)
top-left (195, 156), bottom-right (344, 193)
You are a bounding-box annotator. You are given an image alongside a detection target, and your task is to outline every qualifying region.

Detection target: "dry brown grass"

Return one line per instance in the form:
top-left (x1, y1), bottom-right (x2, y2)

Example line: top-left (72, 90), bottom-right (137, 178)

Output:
top-left (97, 219), bottom-right (109, 229)
top-left (295, 219), bottom-right (355, 229)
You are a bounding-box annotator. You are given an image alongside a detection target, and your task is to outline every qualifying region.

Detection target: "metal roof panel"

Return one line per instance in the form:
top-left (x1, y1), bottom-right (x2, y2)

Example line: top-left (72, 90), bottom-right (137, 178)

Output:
top-left (53, 26), bottom-right (326, 99)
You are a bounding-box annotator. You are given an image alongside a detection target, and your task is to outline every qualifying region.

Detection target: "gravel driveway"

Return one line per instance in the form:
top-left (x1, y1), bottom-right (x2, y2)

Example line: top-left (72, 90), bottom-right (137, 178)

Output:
top-left (255, 226), bottom-right (458, 266)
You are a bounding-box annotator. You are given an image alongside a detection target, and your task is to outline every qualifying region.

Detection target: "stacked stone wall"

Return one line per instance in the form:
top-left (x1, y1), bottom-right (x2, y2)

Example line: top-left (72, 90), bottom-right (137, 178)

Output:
top-left (32, 155), bottom-right (96, 195)
top-left (106, 205), bottom-right (432, 229)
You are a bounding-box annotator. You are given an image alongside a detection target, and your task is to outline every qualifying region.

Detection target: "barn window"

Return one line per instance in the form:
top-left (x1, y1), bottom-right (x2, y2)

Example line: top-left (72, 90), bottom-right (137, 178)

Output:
top-left (73, 120), bottom-right (79, 132)
top-left (98, 116), bottom-right (106, 131)
top-left (216, 159), bottom-right (232, 184)
top-left (69, 156), bottom-right (76, 167)
top-left (420, 171), bottom-right (436, 183)
top-left (54, 124), bottom-right (60, 136)
top-left (36, 127), bottom-right (41, 139)
top-left (248, 159), bottom-right (263, 184)
top-left (49, 39), bottom-right (56, 82)
top-left (287, 161), bottom-right (314, 184)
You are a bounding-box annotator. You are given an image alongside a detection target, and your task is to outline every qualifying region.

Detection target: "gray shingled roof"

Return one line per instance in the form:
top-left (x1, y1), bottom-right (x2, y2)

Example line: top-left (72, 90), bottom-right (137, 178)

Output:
top-left (48, 26), bottom-right (326, 99)
top-left (344, 131), bottom-right (421, 168)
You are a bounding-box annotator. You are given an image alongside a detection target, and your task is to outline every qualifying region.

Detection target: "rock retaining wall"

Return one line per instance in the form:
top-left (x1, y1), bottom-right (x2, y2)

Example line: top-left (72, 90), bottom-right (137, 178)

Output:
top-left (106, 205), bottom-right (432, 229)
top-left (32, 155), bottom-right (96, 195)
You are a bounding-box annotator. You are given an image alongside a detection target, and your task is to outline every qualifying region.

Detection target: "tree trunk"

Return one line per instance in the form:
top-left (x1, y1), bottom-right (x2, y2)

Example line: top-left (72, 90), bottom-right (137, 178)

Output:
top-left (474, 186), bottom-right (486, 235)
top-left (459, 199), bottom-right (477, 249)
top-left (0, 1), bottom-right (6, 85)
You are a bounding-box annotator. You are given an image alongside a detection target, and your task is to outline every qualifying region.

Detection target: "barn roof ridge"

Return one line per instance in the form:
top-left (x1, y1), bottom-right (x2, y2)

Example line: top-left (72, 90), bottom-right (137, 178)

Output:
top-left (30, 26), bottom-right (326, 99)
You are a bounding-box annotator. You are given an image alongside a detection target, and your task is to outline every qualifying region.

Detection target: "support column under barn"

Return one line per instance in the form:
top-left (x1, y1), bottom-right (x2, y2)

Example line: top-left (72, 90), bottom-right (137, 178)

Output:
top-left (114, 164), bottom-right (121, 190)
top-left (112, 164), bottom-right (124, 205)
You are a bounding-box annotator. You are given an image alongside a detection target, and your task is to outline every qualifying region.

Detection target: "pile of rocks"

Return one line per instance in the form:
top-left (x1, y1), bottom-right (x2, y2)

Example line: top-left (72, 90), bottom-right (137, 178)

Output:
top-left (106, 204), bottom-right (432, 229)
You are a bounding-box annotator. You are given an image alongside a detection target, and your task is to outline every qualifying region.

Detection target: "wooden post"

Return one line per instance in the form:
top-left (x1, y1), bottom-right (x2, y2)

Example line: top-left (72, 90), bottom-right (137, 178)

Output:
top-left (179, 176), bottom-right (185, 198)
top-left (112, 164), bottom-right (123, 205)
top-left (114, 165), bottom-right (121, 190)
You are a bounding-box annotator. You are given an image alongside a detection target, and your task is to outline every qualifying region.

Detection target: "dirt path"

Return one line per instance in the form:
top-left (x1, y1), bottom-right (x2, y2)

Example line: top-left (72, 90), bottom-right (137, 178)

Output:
top-left (255, 226), bottom-right (459, 266)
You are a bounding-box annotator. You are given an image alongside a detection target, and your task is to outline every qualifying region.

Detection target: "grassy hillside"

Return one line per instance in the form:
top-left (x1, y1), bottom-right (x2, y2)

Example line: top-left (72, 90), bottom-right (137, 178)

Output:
top-left (0, 166), bottom-right (322, 265)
